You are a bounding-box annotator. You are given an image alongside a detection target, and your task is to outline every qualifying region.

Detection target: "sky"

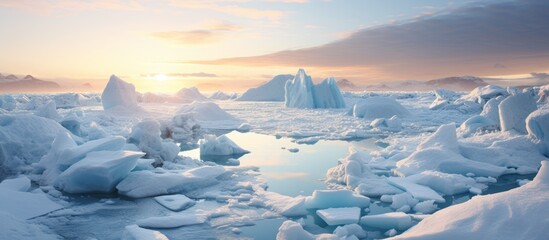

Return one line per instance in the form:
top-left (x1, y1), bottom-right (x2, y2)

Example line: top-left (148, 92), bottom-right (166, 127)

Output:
top-left (1, 0), bottom-right (548, 93)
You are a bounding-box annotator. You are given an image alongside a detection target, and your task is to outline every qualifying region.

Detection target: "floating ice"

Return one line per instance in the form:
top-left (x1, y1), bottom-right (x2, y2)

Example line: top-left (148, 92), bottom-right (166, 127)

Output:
top-left (116, 166), bottom-right (226, 198)
top-left (429, 89), bottom-right (459, 110)
top-left (405, 171), bottom-right (476, 195)
top-left (34, 101), bottom-right (60, 120)
top-left (252, 191), bottom-right (307, 217)
top-left (412, 200), bottom-right (437, 214)
top-left (526, 108), bottom-right (549, 143)
top-left (458, 115), bottom-right (498, 137)
top-left (284, 69), bottom-right (345, 109)
top-left (499, 92), bottom-right (537, 134)
top-left (136, 214), bottom-right (206, 228)
top-left (393, 161), bottom-right (549, 240)
top-left (276, 220), bottom-right (337, 240)
top-left (305, 190), bottom-right (370, 209)
top-left (352, 97), bottom-right (410, 119)
top-left (54, 151), bottom-right (143, 193)
top-left (177, 101), bottom-right (241, 129)
top-left (101, 75), bottom-right (139, 110)
top-left (154, 194), bottom-right (195, 211)
top-left (237, 74), bottom-right (293, 101)
top-left (333, 224), bottom-right (367, 239)
top-left (360, 212), bottom-right (413, 231)
top-left (123, 225), bottom-right (168, 240)
top-left (461, 85), bottom-right (508, 103)
top-left (370, 116), bottom-right (402, 132)
top-left (199, 134), bottom-right (250, 156)
top-left (479, 96), bottom-right (504, 124)
top-left (129, 119), bottom-right (180, 163)
top-left (316, 207), bottom-right (361, 226)
top-left (0, 211), bottom-right (60, 240)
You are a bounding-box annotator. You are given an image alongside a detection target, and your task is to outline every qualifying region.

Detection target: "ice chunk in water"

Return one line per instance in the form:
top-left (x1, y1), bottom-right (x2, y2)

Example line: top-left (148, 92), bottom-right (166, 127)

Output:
top-left (123, 225), bottom-right (168, 240)
top-left (154, 194), bottom-right (196, 211)
top-left (199, 134), bottom-right (250, 156)
top-left (305, 190), bottom-right (370, 209)
top-left (316, 207), bottom-right (361, 226)
top-left (360, 212), bottom-right (412, 231)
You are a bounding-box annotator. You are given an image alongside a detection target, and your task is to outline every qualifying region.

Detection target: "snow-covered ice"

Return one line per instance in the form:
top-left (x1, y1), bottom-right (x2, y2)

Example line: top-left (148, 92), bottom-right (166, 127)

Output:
top-left (305, 189), bottom-right (370, 209)
top-left (237, 74), bottom-right (293, 102)
top-left (199, 134), bottom-right (250, 156)
top-left (352, 96), bottom-right (410, 119)
top-left (360, 212), bottom-right (413, 231)
top-left (101, 75), bottom-right (139, 110)
top-left (316, 207), bottom-right (361, 226)
top-left (154, 194), bottom-right (196, 211)
top-left (123, 225), bottom-right (168, 240)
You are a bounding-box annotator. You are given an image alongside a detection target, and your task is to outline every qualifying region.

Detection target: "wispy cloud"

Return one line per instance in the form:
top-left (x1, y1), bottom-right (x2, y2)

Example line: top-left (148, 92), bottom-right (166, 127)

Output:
top-left (142, 72), bottom-right (218, 78)
top-left (0, 0), bottom-right (144, 14)
top-left (189, 0), bottom-right (549, 80)
top-left (168, 0), bottom-right (293, 21)
top-left (152, 20), bottom-right (241, 45)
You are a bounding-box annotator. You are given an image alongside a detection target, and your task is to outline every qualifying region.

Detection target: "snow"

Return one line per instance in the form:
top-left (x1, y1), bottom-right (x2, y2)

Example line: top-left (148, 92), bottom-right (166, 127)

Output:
top-left (526, 108), bottom-right (549, 143)
top-left (461, 85), bottom-right (508, 103)
top-left (333, 224), bottom-right (367, 239)
top-left (479, 95), bottom-right (504, 124)
top-left (237, 74), bottom-right (293, 101)
top-left (175, 87), bottom-right (208, 103)
top-left (116, 166), bottom-right (226, 198)
top-left (370, 116), bottom-right (402, 132)
top-left (154, 194), bottom-right (195, 211)
top-left (199, 134), bottom-right (250, 156)
top-left (352, 97), bottom-right (410, 119)
top-left (304, 189), bottom-right (370, 209)
top-left (136, 214), bottom-right (207, 228)
top-left (392, 161), bottom-right (549, 240)
top-left (499, 92), bottom-right (537, 134)
top-left (276, 220), bottom-right (314, 240)
top-left (284, 69), bottom-right (345, 109)
top-left (123, 225), bottom-right (168, 240)
top-left (101, 75), bottom-right (139, 110)
top-left (412, 200), bottom-right (437, 214)
top-left (429, 88), bottom-right (459, 110)
top-left (360, 212), bottom-right (413, 231)
top-left (54, 150), bottom-right (144, 193)
top-left (129, 119), bottom-right (180, 163)
top-left (237, 123), bottom-right (252, 132)
top-left (405, 171), bottom-right (476, 195)
top-left (176, 101), bottom-right (241, 129)
top-left (395, 123), bottom-right (508, 177)
top-left (316, 207), bottom-right (361, 226)
top-left (458, 115), bottom-right (498, 137)
top-left (0, 175), bottom-right (31, 191)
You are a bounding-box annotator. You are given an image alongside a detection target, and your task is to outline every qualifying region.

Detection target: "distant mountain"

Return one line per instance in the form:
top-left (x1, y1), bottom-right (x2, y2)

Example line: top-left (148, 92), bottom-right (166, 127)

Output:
top-left (364, 76), bottom-right (488, 91)
top-left (336, 79), bottom-right (358, 91)
top-left (0, 74), bottom-right (61, 93)
top-left (425, 76), bottom-right (487, 91)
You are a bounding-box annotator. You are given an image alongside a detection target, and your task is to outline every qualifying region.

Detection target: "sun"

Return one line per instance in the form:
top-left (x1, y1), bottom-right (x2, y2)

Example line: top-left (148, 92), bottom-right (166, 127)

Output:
top-left (154, 74), bottom-right (167, 81)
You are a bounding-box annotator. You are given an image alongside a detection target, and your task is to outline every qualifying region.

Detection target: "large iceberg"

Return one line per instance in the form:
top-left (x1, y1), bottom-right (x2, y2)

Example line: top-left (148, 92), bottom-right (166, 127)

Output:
top-left (392, 161), bottom-right (549, 240)
top-left (101, 75), bottom-right (139, 110)
top-left (176, 87), bottom-right (208, 103)
top-left (284, 69), bottom-right (345, 109)
top-left (237, 74), bottom-right (293, 101)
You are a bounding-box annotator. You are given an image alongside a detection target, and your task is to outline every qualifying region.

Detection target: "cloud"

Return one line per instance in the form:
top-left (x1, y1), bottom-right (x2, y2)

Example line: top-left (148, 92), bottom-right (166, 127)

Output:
top-left (152, 20), bottom-right (241, 45)
top-left (142, 72), bottom-right (218, 78)
top-left (190, 0), bottom-right (549, 80)
top-left (0, 0), bottom-right (143, 14)
top-left (169, 0), bottom-right (290, 21)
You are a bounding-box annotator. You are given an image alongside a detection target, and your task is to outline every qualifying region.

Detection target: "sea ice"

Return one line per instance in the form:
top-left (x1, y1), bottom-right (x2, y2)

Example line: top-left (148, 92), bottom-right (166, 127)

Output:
top-left (0, 175), bottom-right (31, 192)
top-left (123, 225), bottom-right (168, 240)
top-left (199, 134), bottom-right (250, 156)
top-left (0, 211), bottom-right (60, 240)
top-left (154, 194), bottom-right (196, 211)
top-left (526, 108), bottom-right (549, 143)
top-left (316, 207), bottom-right (361, 226)
top-left (305, 189), bottom-right (370, 209)
top-left (405, 171), bottom-right (475, 195)
top-left (360, 212), bottom-right (413, 231)
top-left (352, 97), bottom-right (410, 119)
top-left (0, 188), bottom-right (63, 220)
top-left (54, 151), bottom-right (143, 193)
top-left (392, 161), bottom-right (549, 240)
top-left (129, 119), bottom-right (180, 163)
top-left (116, 166), bottom-right (226, 198)
top-left (136, 214), bottom-right (206, 228)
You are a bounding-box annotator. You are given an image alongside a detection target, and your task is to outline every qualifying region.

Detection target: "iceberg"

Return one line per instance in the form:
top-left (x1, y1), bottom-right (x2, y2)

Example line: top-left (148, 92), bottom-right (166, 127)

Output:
top-left (352, 97), bottom-right (410, 119)
top-left (526, 108), bottom-right (549, 143)
top-left (54, 151), bottom-right (144, 193)
top-left (316, 207), bottom-right (361, 226)
top-left (237, 74), bottom-right (293, 101)
top-left (129, 119), bottom-right (180, 163)
top-left (392, 161), bottom-right (549, 240)
top-left (284, 69), bottom-right (345, 109)
top-left (101, 75), bottom-right (139, 110)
